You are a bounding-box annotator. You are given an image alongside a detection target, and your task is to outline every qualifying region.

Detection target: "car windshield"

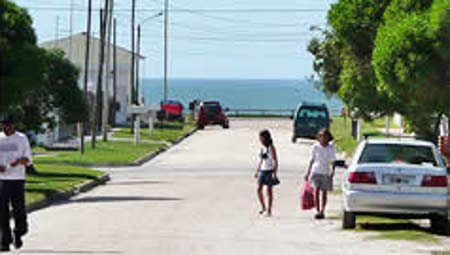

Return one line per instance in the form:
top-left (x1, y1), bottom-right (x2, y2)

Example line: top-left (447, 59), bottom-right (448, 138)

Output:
top-left (359, 144), bottom-right (438, 166)
top-left (297, 107), bottom-right (328, 119)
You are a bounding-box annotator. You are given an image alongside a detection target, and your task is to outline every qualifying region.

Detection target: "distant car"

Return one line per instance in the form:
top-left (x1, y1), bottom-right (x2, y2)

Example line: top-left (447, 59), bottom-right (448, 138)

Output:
top-left (292, 102), bottom-right (330, 142)
top-left (157, 100), bottom-right (185, 122)
top-left (340, 137), bottom-right (449, 233)
top-left (197, 101), bottom-right (229, 129)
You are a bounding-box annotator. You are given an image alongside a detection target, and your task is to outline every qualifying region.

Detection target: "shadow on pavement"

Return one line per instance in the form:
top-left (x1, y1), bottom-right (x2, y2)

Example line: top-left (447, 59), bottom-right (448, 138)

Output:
top-left (20, 249), bottom-right (122, 254)
top-left (360, 222), bottom-right (450, 237)
top-left (67, 196), bottom-right (182, 203)
top-left (108, 181), bottom-right (168, 186)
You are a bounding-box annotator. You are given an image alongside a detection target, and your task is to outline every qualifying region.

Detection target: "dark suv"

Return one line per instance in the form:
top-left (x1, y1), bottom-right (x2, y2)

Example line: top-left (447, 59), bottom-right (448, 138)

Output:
top-left (292, 102), bottom-right (330, 142)
top-left (197, 101), bottom-right (229, 129)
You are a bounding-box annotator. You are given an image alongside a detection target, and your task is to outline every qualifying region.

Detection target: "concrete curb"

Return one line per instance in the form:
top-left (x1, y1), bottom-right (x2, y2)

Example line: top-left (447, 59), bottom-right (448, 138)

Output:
top-left (26, 173), bottom-right (110, 214)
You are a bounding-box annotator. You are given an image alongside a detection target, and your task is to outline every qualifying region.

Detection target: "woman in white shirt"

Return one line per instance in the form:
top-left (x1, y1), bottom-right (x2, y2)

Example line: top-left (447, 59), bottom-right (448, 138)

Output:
top-left (304, 129), bottom-right (336, 219)
top-left (254, 130), bottom-right (279, 217)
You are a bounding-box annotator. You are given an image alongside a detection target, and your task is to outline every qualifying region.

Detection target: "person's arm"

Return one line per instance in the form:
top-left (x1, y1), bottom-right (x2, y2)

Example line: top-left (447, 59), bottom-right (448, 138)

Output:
top-left (305, 159), bottom-right (314, 181)
top-left (304, 145), bottom-right (316, 181)
top-left (9, 136), bottom-right (32, 167)
top-left (255, 159), bottom-right (263, 178)
top-left (329, 144), bottom-right (337, 178)
top-left (271, 145), bottom-right (278, 178)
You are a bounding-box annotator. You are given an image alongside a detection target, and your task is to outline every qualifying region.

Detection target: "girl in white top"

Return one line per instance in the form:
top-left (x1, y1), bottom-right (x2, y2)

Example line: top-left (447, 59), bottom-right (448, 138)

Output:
top-left (254, 130), bottom-right (279, 216)
top-left (304, 128), bottom-right (336, 219)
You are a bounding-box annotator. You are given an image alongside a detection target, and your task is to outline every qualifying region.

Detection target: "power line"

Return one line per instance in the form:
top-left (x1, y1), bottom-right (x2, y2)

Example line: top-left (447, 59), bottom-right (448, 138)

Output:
top-left (24, 6), bottom-right (328, 13)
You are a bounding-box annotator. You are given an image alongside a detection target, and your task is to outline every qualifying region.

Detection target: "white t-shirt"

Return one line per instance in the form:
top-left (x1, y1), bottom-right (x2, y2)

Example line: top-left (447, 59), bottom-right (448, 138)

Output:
top-left (260, 145), bottom-right (276, 171)
top-left (0, 132), bottom-right (32, 180)
top-left (310, 142), bottom-right (336, 175)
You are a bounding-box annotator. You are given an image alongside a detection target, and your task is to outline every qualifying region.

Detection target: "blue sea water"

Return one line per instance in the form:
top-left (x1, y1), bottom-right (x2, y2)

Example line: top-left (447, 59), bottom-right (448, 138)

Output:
top-left (141, 78), bottom-right (343, 116)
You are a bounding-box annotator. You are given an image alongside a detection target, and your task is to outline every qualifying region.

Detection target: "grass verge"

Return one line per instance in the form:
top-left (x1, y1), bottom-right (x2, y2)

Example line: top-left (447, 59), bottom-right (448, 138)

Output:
top-left (348, 216), bottom-right (438, 242)
top-left (26, 164), bottom-right (104, 207)
top-left (113, 122), bottom-right (196, 143)
top-left (33, 141), bottom-right (164, 166)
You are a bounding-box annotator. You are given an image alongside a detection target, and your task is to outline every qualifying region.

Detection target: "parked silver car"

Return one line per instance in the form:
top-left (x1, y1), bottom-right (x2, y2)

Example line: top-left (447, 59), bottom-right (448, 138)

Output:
top-left (340, 137), bottom-right (450, 233)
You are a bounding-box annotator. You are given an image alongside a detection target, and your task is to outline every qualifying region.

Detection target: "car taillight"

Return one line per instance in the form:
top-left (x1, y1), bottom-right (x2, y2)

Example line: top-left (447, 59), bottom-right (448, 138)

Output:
top-left (348, 172), bottom-right (377, 184)
top-left (422, 176), bottom-right (447, 187)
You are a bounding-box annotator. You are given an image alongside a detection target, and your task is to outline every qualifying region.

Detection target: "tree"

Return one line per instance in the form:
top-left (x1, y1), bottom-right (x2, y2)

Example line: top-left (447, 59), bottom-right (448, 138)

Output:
top-left (372, 0), bottom-right (450, 137)
top-left (309, 0), bottom-right (394, 120)
top-left (1, 1), bottom-right (88, 133)
top-left (0, 0), bottom-right (41, 112)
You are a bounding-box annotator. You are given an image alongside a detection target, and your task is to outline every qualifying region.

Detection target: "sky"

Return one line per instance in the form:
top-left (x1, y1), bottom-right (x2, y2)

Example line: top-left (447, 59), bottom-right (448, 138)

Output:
top-left (12, 0), bottom-right (335, 79)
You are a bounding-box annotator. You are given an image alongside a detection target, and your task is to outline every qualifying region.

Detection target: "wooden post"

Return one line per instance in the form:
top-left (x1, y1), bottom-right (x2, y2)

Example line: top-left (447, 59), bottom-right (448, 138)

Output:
top-left (102, 0), bottom-right (114, 142)
top-left (130, 0), bottom-right (136, 134)
top-left (92, 5), bottom-right (108, 149)
top-left (136, 25), bottom-right (141, 105)
top-left (112, 18), bottom-right (117, 126)
top-left (81, 0), bottom-right (92, 154)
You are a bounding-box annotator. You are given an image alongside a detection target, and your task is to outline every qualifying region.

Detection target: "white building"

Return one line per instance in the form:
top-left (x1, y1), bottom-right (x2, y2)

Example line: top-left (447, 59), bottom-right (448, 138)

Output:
top-left (39, 32), bottom-right (145, 126)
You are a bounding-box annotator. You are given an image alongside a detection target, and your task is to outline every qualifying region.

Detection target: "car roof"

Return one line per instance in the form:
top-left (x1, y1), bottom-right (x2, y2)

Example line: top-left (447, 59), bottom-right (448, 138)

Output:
top-left (297, 101), bottom-right (327, 109)
top-left (364, 138), bottom-right (436, 147)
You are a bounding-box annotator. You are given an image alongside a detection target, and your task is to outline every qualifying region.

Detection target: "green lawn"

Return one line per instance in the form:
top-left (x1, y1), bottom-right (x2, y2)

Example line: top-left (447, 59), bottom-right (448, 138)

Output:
top-left (331, 116), bottom-right (400, 156)
top-left (113, 122), bottom-right (196, 143)
top-left (352, 216), bottom-right (438, 243)
top-left (26, 164), bottom-right (104, 207)
top-left (33, 141), bottom-right (164, 166)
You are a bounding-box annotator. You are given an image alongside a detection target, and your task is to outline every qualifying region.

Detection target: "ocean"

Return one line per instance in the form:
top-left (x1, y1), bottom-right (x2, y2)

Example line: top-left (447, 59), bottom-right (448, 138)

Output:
top-left (141, 78), bottom-right (343, 116)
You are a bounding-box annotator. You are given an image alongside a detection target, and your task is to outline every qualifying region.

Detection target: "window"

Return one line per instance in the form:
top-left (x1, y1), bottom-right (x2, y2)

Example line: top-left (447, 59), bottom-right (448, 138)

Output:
top-left (297, 107), bottom-right (328, 119)
top-left (359, 144), bottom-right (438, 166)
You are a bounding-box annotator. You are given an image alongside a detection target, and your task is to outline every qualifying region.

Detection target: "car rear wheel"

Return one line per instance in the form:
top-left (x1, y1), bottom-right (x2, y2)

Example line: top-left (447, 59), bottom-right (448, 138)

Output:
top-left (197, 124), bottom-right (205, 130)
top-left (292, 137), bottom-right (296, 143)
top-left (342, 210), bottom-right (356, 229)
top-left (430, 214), bottom-right (448, 234)
top-left (223, 123), bottom-right (229, 129)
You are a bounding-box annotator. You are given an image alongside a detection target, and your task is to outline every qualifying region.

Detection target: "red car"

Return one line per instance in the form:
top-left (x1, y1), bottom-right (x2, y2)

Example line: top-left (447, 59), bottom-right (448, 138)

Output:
top-left (197, 101), bottom-right (229, 129)
top-left (157, 100), bottom-right (185, 122)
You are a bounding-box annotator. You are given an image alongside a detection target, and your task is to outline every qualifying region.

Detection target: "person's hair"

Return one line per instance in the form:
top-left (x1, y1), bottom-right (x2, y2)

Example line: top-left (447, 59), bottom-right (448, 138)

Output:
top-left (317, 128), bottom-right (334, 143)
top-left (259, 129), bottom-right (273, 147)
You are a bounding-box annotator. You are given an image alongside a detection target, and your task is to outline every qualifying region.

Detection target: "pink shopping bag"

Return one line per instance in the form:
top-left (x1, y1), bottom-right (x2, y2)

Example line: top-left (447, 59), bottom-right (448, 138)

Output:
top-left (300, 181), bottom-right (315, 210)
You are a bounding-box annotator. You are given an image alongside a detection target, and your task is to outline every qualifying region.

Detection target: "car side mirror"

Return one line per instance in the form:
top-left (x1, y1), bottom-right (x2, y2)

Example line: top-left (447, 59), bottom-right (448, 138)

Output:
top-left (334, 160), bottom-right (347, 168)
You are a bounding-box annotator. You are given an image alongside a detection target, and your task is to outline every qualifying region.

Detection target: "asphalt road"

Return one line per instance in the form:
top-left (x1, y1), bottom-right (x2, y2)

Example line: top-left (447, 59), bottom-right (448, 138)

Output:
top-left (18, 118), bottom-right (446, 254)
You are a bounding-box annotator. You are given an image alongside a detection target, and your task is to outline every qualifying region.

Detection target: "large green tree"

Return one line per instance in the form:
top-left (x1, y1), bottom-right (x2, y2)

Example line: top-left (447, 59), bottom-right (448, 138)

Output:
top-left (373, 0), bottom-right (450, 137)
top-left (1, 0), bottom-right (88, 132)
top-left (310, 0), bottom-right (394, 120)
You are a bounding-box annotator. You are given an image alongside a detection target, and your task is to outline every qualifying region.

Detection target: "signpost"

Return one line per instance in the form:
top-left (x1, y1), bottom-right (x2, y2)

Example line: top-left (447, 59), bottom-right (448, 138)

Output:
top-left (127, 104), bottom-right (159, 145)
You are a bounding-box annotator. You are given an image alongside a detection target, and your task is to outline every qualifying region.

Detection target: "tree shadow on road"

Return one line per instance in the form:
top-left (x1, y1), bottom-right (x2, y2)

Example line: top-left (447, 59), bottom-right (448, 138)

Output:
top-left (108, 181), bottom-right (168, 186)
top-left (58, 196), bottom-right (183, 204)
top-left (20, 249), bottom-right (122, 254)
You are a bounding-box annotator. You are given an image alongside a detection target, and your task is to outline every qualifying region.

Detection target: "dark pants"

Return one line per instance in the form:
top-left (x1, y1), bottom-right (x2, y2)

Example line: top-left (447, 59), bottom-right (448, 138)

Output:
top-left (0, 180), bottom-right (28, 246)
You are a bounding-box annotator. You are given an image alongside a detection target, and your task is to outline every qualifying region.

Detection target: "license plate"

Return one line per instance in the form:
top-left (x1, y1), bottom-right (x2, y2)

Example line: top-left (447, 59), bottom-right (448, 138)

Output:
top-left (382, 174), bottom-right (416, 185)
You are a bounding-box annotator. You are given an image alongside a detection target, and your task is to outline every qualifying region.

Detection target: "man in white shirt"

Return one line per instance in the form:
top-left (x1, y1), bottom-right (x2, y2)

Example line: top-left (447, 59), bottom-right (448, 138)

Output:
top-left (0, 116), bottom-right (32, 252)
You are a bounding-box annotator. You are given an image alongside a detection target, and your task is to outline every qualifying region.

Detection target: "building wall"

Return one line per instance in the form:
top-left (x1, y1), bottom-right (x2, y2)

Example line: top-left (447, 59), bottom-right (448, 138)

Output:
top-left (39, 33), bottom-right (142, 125)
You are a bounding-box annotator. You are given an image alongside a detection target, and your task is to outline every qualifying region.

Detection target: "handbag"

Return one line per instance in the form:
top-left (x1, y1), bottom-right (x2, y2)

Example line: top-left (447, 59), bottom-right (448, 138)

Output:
top-left (300, 181), bottom-right (315, 210)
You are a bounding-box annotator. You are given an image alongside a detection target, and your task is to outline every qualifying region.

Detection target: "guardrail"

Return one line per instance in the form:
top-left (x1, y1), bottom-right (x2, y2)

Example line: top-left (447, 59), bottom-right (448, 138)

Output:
top-left (227, 109), bottom-right (295, 117)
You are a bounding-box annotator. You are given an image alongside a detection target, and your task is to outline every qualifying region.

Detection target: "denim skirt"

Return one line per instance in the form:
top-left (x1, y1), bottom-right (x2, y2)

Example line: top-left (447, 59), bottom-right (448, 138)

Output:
top-left (257, 170), bottom-right (280, 186)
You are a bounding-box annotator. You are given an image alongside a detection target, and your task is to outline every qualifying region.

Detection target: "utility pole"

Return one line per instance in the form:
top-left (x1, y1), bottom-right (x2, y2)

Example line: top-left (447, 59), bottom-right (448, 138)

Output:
top-left (69, 0), bottom-right (74, 60)
top-left (55, 16), bottom-right (60, 48)
top-left (102, 0), bottom-right (114, 142)
top-left (136, 25), bottom-right (141, 104)
top-left (81, 0), bottom-right (93, 154)
top-left (92, 4), bottom-right (109, 149)
top-left (130, 0), bottom-right (136, 133)
top-left (163, 0), bottom-right (169, 104)
top-left (112, 18), bottom-right (117, 126)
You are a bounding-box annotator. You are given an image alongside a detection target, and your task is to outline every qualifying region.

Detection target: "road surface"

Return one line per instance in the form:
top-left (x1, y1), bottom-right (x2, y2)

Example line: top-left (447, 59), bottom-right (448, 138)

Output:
top-left (20, 118), bottom-right (446, 254)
